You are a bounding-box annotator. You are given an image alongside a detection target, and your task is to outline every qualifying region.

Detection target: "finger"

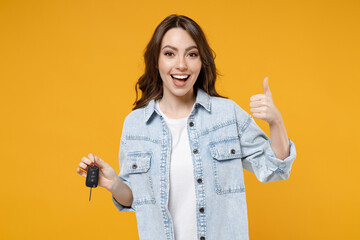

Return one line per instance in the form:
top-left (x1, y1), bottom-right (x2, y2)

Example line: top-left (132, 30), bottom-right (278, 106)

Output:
top-left (262, 76), bottom-right (272, 96)
top-left (88, 153), bottom-right (95, 165)
top-left (97, 159), bottom-right (107, 169)
top-left (250, 94), bottom-right (265, 102)
top-left (252, 112), bottom-right (266, 119)
top-left (79, 162), bottom-right (88, 171)
top-left (76, 168), bottom-right (87, 178)
top-left (89, 153), bottom-right (106, 168)
top-left (81, 157), bottom-right (91, 165)
top-left (250, 101), bottom-right (266, 108)
top-left (250, 107), bottom-right (266, 113)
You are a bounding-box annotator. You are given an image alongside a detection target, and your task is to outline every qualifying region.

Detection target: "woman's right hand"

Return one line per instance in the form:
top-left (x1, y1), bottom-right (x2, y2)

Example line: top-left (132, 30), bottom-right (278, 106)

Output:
top-left (76, 153), bottom-right (119, 192)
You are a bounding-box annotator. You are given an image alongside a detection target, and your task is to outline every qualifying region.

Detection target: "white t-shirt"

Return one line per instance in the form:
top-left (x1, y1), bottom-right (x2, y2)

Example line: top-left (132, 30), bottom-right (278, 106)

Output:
top-left (156, 101), bottom-right (197, 240)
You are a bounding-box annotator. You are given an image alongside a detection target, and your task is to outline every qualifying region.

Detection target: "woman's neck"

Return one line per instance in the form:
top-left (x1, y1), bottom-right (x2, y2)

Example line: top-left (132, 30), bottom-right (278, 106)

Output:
top-left (159, 90), bottom-right (196, 119)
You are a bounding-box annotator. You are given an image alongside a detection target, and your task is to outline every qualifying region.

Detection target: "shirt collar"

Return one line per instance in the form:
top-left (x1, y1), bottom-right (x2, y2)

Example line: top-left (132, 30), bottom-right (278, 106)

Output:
top-left (143, 88), bottom-right (211, 123)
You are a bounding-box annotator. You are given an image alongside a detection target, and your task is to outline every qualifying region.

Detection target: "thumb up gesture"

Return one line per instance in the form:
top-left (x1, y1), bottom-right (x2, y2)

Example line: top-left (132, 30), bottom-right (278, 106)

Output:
top-left (250, 77), bottom-right (282, 125)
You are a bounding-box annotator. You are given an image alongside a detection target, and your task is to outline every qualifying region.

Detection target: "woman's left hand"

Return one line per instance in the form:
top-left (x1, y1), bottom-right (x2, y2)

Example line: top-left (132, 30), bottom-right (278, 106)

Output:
top-left (249, 77), bottom-right (282, 125)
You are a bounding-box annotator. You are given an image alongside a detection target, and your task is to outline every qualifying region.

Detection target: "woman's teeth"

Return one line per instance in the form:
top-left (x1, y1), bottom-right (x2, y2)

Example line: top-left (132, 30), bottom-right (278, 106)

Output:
top-left (171, 75), bottom-right (190, 80)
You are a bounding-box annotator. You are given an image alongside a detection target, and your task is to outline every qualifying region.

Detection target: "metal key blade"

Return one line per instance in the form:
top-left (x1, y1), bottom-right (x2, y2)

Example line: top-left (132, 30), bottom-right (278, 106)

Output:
top-left (89, 187), bottom-right (92, 201)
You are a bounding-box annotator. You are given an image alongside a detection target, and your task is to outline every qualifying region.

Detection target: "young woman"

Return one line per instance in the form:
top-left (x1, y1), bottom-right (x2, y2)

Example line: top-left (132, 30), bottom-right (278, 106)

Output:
top-left (77, 14), bottom-right (296, 240)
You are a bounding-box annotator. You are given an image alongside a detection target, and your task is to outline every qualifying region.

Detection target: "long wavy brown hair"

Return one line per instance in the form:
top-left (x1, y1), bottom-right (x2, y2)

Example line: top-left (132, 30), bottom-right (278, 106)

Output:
top-left (133, 14), bottom-right (225, 110)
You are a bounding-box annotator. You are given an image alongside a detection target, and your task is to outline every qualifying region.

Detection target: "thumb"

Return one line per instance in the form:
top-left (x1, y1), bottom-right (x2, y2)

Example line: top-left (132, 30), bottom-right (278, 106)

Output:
top-left (262, 76), bottom-right (271, 96)
top-left (94, 155), bottom-right (107, 168)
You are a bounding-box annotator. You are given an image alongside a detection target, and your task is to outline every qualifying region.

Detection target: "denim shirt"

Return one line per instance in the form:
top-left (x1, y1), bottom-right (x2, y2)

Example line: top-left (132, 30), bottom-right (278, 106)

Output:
top-left (113, 89), bottom-right (296, 240)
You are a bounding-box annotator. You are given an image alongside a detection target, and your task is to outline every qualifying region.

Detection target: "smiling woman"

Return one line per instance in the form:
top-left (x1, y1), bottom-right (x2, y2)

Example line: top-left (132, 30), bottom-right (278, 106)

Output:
top-left (77, 14), bottom-right (296, 240)
top-left (157, 28), bottom-right (202, 118)
top-left (133, 15), bottom-right (224, 111)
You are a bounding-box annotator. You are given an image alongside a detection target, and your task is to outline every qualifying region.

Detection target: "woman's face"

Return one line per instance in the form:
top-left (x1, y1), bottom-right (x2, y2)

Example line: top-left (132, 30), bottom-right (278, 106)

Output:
top-left (158, 28), bottom-right (202, 100)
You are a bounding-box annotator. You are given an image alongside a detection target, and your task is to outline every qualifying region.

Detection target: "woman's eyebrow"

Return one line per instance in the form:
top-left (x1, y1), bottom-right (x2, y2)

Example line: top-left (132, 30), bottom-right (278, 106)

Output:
top-left (161, 45), bottom-right (198, 51)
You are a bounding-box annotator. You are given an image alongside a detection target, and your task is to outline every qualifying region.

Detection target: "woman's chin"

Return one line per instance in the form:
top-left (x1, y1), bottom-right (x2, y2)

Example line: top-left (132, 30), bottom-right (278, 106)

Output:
top-left (165, 88), bottom-right (194, 99)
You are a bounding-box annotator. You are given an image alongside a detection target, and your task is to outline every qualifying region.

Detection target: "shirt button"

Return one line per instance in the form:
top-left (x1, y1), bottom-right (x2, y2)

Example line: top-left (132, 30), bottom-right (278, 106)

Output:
top-left (231, 149), bottom-right (236, 154)
top-left (193, 149), bottom-right (198, 154)
top-left (199, 207), bottom-right (204, 213)
top-left (200, 237), bottom-right (205, 240)
top-left (132, 164), bottom-right (137, 169)
top-left (189, 122), bottom-right (194, 127)
top-left (197, 178), bottom-right (203, 184)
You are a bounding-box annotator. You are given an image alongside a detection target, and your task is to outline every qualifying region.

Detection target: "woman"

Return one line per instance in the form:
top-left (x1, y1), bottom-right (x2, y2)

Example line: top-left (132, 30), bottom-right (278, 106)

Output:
top-left (77, 14), bottom-right (296, 240)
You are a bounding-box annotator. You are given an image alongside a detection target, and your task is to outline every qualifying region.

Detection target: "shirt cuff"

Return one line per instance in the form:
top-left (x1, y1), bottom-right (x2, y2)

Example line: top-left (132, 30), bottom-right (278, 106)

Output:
top-left (264, 138), bottom-right (297, 177)
top-left (111, 179), bottom-right (135, 212)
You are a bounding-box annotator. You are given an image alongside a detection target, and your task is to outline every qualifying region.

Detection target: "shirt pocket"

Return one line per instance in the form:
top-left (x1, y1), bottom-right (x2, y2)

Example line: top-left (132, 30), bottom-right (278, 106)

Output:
top-left (127, 151), bottom-right (156, 206)
top-left (209, 137), bottom-right (245, 194)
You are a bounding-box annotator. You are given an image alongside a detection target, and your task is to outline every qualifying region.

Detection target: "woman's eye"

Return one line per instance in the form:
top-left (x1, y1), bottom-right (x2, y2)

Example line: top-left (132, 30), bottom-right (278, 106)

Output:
top-left (164, 52), bottom-right (174, 56)
top-left (188, 52), bottom-right (198, 57)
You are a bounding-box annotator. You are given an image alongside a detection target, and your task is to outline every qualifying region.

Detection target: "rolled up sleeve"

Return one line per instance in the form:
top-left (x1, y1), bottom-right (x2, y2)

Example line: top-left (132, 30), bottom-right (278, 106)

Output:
top-left (238, 111), bottom-right (297, 183)
top-left (112, 134), bottom-right (135, 212)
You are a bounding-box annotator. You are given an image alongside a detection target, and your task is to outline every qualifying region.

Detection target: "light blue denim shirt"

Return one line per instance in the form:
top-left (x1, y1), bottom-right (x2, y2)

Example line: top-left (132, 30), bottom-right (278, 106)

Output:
top-left (113, 89), bottom-right (296, 240)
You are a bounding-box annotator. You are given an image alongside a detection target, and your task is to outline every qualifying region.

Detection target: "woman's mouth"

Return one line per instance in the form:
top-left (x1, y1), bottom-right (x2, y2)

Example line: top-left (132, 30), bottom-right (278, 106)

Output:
top-left (171, 74), bottom-right (190, 87)
top-left (171, 74), bottom-right (190, 80)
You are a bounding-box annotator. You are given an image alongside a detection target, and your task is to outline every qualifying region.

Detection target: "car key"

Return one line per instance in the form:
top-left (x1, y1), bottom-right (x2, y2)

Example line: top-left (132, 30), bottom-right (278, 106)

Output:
top-left (86, 163), bottom-right (99, 201)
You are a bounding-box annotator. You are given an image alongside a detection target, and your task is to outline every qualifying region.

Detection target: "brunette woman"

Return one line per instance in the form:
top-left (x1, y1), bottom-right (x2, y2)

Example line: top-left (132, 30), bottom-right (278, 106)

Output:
top-left (77, 14), bottom-right (296, 240)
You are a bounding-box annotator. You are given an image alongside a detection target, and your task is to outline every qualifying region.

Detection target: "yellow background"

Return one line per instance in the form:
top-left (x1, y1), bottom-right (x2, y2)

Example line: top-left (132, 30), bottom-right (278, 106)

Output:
top-left (1, 0), bottom-right (359, 239)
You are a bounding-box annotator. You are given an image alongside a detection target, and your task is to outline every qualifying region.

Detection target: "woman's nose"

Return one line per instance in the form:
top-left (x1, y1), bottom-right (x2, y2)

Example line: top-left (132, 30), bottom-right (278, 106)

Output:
top-left (176, 56), bottom-right (188, 70)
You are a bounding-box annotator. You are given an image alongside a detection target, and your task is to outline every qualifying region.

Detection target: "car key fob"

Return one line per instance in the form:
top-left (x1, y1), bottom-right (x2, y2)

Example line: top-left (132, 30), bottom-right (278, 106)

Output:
top-left (86, 164), bottom-right (99, 201)
top-left (86, 165), bottom-right (99, 188)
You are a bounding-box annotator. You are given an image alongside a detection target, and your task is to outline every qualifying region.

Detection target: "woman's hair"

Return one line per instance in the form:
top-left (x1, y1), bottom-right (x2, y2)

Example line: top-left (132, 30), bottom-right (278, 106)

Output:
top-left (133, 14), bottom-right (225, 110)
